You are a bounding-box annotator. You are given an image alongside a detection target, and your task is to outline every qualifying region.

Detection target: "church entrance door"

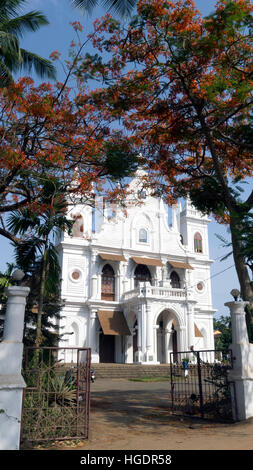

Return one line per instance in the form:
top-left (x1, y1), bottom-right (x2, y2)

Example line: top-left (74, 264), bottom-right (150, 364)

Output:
top-left (99, 334), bottom-right (115, 363)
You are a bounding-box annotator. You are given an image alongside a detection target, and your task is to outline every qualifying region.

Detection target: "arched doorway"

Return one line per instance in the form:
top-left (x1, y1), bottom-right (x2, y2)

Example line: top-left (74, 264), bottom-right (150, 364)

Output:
top-left (156, 310), bottom-right (178, 364)
top-left (134, 264), bottom-right (151, 288)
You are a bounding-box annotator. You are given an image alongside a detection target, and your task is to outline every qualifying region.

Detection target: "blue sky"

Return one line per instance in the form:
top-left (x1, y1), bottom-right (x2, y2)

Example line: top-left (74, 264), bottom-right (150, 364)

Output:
top-left (0, 0), bottom-right (242, 317)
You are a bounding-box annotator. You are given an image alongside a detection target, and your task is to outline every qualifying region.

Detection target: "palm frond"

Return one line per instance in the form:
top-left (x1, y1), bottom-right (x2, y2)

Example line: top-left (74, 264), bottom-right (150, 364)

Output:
top-left (13, 238), bottom-right (43, 272)
top-left (45, 244), bottom-right (61, 295)
top-left (0, 0), bottom-right (28, 21)
top-left (0, 30), bottom-right (19, 53)
top-left (0, 263), bottom-right (16, 289)
top-left (0, 57), bottom-right (14, 86)
top-left (0, 1), bottom-right (54, 83)
top-left (215, 233), bottom-right (231, 247)
top-left (1, 11), bottom-right (49, 38)
top-left (7, 209), bottom-right (40, 235)
top-left (103, 0), bottom-right (136, 17)
top-left (219, 251), bottom-right (233, 262)
top-left (20, 48), bottom-right (56, 80)
top-left (70, 0), bottom-right (98, 14)
top-left (4, 262), bottom-right (16, 277)
top-left (1, 46), bottom-right (22, 73)
top-left (71, 0), bottom-right (136, 16)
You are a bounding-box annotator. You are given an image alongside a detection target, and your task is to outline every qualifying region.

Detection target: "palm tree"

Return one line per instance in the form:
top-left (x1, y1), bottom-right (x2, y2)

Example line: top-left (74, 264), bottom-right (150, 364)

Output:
top-left (71, 0), bottom-right (137, 17)
top-left (7, 177), bottom-right (73, 348)
top-left (0, 261), bottom-right (15, 291)
top-left (0, 0), bottom-right (56, 87)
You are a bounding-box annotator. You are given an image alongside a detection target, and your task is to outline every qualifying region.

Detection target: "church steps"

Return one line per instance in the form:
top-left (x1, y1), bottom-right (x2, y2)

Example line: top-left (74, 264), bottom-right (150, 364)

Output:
top-left (91, 363), bottom-right (171, 379)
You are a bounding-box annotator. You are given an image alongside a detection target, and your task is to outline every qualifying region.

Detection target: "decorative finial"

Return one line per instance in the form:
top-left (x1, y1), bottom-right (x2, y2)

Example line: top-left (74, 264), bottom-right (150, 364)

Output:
top-left (230, 288), bottom-right (240, 301)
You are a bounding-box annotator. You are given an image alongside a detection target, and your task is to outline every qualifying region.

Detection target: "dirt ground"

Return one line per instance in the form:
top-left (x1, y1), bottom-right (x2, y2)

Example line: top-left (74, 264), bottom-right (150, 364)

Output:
top-left (38, 378), bottom-right (253, 451)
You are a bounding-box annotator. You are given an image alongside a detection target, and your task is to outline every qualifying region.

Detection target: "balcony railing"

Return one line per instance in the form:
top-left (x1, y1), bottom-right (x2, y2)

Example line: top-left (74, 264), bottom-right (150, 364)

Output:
top-left (122, 284), bottom-right (186, 302)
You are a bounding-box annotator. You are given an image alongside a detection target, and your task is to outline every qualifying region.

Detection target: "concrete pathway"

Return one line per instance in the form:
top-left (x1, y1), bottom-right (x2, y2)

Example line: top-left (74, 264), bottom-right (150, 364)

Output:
top-left (50, 378), bottom-right (253, 451)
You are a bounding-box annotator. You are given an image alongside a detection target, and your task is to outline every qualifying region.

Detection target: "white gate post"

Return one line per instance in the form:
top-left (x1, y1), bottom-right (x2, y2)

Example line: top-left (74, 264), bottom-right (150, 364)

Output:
top-left (225, 299), bottom-right (253, 421)
top-left (0, 285), bottom-right (30, 450)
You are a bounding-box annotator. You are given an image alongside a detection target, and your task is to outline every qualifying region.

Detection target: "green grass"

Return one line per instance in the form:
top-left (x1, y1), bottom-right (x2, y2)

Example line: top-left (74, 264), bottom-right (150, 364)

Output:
top-left (129, 376), bottom-right (170, 382)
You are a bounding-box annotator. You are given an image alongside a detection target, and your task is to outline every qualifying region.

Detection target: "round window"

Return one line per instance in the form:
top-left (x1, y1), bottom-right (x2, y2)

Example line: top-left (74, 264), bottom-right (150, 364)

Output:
top-left (71, 269), bottom-right (82, 282)
top-left (197, 282), bottom-right (204, 291)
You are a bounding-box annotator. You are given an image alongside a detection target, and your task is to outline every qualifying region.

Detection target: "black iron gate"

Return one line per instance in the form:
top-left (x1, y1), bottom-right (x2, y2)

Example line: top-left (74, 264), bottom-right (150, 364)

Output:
top-left (169, 349), bottom-right (235, 421)
top-left (21, 347), bottom-right (91, 443)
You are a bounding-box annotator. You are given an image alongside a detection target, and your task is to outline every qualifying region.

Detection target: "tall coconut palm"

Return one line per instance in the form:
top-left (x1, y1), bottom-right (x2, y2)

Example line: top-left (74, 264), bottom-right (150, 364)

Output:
top-left (0, 0), bottom-right (56, 87)
top-left (71, 0), bottom-right (137, 17)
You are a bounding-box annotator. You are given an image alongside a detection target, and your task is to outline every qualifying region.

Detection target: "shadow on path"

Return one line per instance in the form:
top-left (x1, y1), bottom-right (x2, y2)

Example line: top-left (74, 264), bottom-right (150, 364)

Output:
top-left (90, 379), bottom-right (214, 430)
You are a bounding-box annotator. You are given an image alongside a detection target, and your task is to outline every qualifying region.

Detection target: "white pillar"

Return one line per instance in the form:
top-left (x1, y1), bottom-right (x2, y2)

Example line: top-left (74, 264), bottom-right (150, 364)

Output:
top-left (145, 303), bottom-right (153, 362)
top-left (0, 286), bottom-right (30, 450)
top-left (136, 303), bottom-right (143, 363)
top-left (164, 328), bottom-right (171, 363)
top-left (91, 275), bottom-right (98, 299)
top-left (121, 262), bottom-right (128, 294)
top-left (88, 309), bottom-right (99, 363)
top-left (187, 304), bottom-right (195, 350)
top-left (154, 324), bottom-right (159, 362)
top-left (125, 327), bottom-right (134, 364)
top-left (225, 300), bottom-right (253, 421)
top-left (115, 271), bottom-right (121, 302)
top-left (90, 251), bottom-right (98, 299)
top-left (226, 301), bottom-right (249, 346)
top-left (178, 325), bottom-right (187, 352)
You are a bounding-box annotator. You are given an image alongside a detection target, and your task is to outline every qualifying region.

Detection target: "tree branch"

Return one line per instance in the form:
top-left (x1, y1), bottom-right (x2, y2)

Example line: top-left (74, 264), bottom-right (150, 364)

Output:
top-left (0, 227), bottom-right (21, 245)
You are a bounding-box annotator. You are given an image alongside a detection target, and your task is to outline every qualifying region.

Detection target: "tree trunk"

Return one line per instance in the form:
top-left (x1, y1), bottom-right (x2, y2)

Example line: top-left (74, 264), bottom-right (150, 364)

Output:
top-left (230, 216), bottom-right (253, 305)
top-left (199, 116), bottom-right (253, 315)
top-left (35, 243), bottom-right (48, 349)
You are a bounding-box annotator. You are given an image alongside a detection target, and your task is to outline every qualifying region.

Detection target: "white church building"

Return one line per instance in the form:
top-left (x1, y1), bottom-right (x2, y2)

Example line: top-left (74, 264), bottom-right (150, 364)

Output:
top-left (57, 168), bottom-right (215, 364)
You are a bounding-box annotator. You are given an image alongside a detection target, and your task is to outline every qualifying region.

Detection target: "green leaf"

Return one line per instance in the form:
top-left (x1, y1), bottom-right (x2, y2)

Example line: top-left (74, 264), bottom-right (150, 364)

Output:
top-left (71, 0), bottom-right (136, 17)
top-left (1, 11), bottom-right (49, 38)
top-left (20, 49), bottom-right (56, 80)
top-left (0, 58), bottom-right (14, 86)
top-left (0, 1), bottom-right (55, 84)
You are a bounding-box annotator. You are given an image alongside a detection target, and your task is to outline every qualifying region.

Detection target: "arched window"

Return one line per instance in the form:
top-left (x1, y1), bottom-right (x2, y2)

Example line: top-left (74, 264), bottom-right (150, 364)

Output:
top-left (194, 232), bottom-right (203, 253)
top-left (139, 228), bottom-right (148, 243)
top-left (134, 264), bottom-right (151, 288)
top-left (101, 264), bottom-right (115, 301)
top-left (170, 271), bottom-right (181, 289)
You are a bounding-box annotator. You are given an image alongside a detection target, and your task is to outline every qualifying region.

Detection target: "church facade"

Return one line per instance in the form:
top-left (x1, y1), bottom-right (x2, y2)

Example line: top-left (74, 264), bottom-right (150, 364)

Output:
top-left (57, 169), bottom-right (215, 364)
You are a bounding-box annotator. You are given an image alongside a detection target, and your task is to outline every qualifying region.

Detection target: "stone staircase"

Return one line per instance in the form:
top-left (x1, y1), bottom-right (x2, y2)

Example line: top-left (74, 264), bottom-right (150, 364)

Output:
top-left (91, 363), bottom-right (171, 379)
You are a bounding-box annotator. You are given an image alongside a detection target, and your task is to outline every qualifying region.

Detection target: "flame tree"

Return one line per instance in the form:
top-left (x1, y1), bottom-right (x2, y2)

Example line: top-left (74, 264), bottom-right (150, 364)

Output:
top-left (0, 23), bottom-right (137, 245)
top-left (73, 0), bottom-right (253, 306)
